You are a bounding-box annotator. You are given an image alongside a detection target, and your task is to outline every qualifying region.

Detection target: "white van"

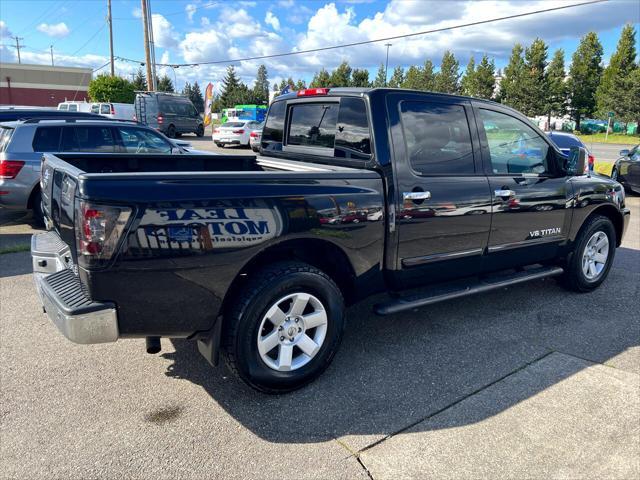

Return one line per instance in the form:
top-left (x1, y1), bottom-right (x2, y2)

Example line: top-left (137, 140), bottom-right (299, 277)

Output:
top-left (57, 101), bottom-right (92, 113)
top-left (90, 102), bottom-right (135, 120)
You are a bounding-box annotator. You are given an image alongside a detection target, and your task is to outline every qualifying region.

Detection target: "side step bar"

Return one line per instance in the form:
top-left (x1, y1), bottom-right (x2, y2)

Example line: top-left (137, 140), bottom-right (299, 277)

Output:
top-left (374, 266), bottom-right (564, 316)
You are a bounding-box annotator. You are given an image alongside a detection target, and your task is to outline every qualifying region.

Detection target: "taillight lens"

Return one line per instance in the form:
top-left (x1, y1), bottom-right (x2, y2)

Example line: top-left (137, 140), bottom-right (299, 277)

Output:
top-left (0, 160), bottom-right (25, 179)
top-left (110, 105), bottom-right (115, 115)
top-left (588, 154), bottom-right (595, 171)
top-left (157, 114), bottom-right (164, 125)
top-left (250, 131), bottom-right (258, 138)
top-left (232, 129), bottom-right (245, 134)
top-left (75, 200), bottom-right (131, 267)
top-left (297, 88), bottom-right (329, 96)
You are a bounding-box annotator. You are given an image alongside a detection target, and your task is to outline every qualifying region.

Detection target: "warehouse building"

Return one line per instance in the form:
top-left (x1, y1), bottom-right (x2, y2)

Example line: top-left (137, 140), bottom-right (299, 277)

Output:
top-left (0, 62), bottom-right (92, 107)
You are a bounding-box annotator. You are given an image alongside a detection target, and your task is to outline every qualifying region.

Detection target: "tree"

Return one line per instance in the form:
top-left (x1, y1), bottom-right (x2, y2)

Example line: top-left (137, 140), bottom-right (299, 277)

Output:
top-left (544, 49), bottom-right (567, 126)
top-left (351, 68), bottom-right (370, 87)
top-left (88, 74), bottom-right (135, 103)
top-left (460, 56), bottom-right (477, 96)
top-left (613, 68), bottom-right (640, 127)
top-left (329, 61), bottom-right (352, 87)
top-left (474, 54), bottom-right (496, 100)
top-left (388, 66), bottom-right (404, 88)
top-left (568, 32), bottom-right (603, 129)
top-left (373, 63), bottom-right (387, 87)
top-left (310, 68), bottom-right (330, 88)
top-left (156, 74), bottom-right (174, 92)
top-left (295, 79), bottom-right (307, 90)
top-left (190, 81), bottom-right (205, 113)
top-left (499, 44), bottom-right (527, 111)
top-left (132, 67), bottom-right (147, 91)
top-left (522, 38), bottom-right (548, 117)
top-left (402, 65), bottom-right (423, 90)
top-left (596, 24), bottom-right (637, 119)
top-left (253, 64), bottom-right (269, 104)
top-left (220, 66), bottom-right (245, 108)
top-left (434, 51), bottom-right (459, 94)
top-left (421, 60), bottom-right (436, 91)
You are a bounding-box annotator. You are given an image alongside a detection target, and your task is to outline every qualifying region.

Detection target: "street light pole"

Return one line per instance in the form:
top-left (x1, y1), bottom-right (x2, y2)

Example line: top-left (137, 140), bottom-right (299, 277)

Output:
top-left (384, 43), bottom-right (392, 87)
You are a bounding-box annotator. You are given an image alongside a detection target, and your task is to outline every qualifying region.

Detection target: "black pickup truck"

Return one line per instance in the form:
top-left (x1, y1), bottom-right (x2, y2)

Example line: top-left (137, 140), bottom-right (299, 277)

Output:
top-left (31, 88), bottom-right (630, 393)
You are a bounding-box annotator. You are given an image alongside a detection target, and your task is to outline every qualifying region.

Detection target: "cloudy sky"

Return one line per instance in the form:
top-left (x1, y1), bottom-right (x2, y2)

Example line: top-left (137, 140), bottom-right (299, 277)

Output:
top-left (0, 0), bottom-right (638, 92)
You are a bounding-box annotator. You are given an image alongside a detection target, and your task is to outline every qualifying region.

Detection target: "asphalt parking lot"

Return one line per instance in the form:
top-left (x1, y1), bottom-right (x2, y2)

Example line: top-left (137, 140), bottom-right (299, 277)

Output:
top-left (1, 146), bottom-right (638, 479)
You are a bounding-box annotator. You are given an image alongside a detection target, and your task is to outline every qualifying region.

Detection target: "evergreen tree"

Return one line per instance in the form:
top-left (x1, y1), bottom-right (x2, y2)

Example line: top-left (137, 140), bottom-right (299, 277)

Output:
top-left (522, 38), bottom-right (548, 117)
top-left (310, 68), bottom-right (331, 88)
top-left (329, 61), bottom-right (352, 87)
top-left (351, 69), bottom-right (370, 87)
top-left (253, 64), bottom-right (269, 104)
top-left (568, 32), bottom-right (603, 129)
top-left (421, 60), bottom-right (436, 91)
top-left (499, 44), bottom-right (527, 111)
top-left (434, 51), bottom-right (459, 93)
top-left (613, 68), bottom-right (640, 126)
top-left (373, 63), bottom-right (387, 87)
top-left (278, 79), bottom-right (288, 91)
top-left (132, 67), bottom-right (147, 91)
top-left (219, 66), bottom-right (243, 108)
top-left (460, 56), bottom-right (477, 96)
top-left (190, 81), bottom-right (205, 113)
top-left (388, 66), bottom-right (405, 88)
top-left (295, 79), bottom-right (307, 90)
top-left (596, 24), bottom-right (637, 118)
top-left (402, 65), bottom-right (423, 90)
top-left (544, 49), bottom-right (567, 126)
top-left (475, 54), bottom-right (496, 100)
top-left (182, 81), bottom-right (192, 99)
top-left (156, 74), bottom-right (174, 92)
top-left (272, 82), bottom-right (278, 92)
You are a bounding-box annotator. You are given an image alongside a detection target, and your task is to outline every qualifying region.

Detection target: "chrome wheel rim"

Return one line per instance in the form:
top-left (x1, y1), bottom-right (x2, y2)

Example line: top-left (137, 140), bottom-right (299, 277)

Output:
top-left (257, 292), bottom-right (328, 371)
top-left (582, 231), bottom-right (609, 280)
top-left (612, 169), bottom-right (618, 180)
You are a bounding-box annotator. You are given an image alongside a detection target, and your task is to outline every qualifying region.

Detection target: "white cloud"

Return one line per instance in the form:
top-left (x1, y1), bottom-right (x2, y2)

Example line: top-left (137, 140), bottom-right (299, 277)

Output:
top-left (186, 4), bottom-right (197, 22)
top-left (265, 11), bottom-right (281, 31)
top-left (180, 29), bottom-right (230, 63)
top-left (0, 20), bottom-right (12, 38)
top-left (36, 22), bottom-right (70, 38)
top-left (151, 14), bottom-right (180, 49)
top-left (201, 17), bottom-right (211, 26)
top-left (132, 7), bottom-right (142, 18)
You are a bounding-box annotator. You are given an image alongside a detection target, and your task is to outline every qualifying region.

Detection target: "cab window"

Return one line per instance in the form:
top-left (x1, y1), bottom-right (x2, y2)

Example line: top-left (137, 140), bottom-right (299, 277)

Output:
top-left (479, 109), bottom-right (551, 175)
top-left (261, 100), bottom-right (285, 151)
top-left (400, 101), bottom-right (475, 175)
top-left (116, 127), bottom-right (172, 153)
top-left (335, 97), bottom-right (371, 160)
top-left (287, 103), bottom-right (338, 152)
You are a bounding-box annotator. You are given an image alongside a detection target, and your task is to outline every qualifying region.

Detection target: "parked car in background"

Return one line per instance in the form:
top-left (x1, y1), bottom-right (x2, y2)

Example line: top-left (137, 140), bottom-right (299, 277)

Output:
top-left (250, 122), bottom-right (264, 152)
top-left (134, 92), bottom-right (204, 138)
top-left (0, 118), bottom-right (200, 224)
top-left (90, 102), bottom-right (135, 120)
top-left (610, 145), bottom-right (640, 192)
top-left (213, 120), bottom-right (262, 148)
top-left (546, 131), bottom-right (594, 172)
top-left (57, 101), bottom-right (92, 113)
top-left (0, 108), bottom-right (100, 122)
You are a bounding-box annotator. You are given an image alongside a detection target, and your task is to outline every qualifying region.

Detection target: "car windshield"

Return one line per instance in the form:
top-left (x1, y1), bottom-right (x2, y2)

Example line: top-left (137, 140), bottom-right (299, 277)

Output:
top-left (222, 122), bottom-right (245, 128)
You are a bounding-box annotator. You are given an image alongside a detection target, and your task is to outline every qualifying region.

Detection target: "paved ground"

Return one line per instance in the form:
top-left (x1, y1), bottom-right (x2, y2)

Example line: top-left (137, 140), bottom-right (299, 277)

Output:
top-left (0, 146), bottom-right (639, 479)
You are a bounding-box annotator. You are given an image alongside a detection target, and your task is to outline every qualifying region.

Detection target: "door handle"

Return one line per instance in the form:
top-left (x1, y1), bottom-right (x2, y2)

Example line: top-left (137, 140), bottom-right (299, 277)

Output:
top-left (494, 189), bottom-right (515, 197)
top-left (403, 191), bottom-right (431, 201)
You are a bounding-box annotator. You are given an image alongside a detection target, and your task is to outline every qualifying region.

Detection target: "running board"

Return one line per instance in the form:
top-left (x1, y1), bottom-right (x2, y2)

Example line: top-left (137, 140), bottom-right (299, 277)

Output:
top-left (374, 266), bottom-right (564, 316)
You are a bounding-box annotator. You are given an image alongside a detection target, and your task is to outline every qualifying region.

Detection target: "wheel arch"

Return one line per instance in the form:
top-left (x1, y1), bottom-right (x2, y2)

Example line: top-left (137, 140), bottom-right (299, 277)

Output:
top-left (581, 204), bottom-right (624, 247)
top-left (26, 183), bottom-right (40, 209)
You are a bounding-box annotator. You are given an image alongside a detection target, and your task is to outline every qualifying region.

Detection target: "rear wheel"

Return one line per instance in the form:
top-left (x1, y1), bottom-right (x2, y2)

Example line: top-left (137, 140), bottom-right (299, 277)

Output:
top-left (32, 190), bottom-right (44, 227)
top-left (196, 124), bottom-right (204, 137)
top-left (222, 261), bottom-right (345, 393)
top-left (561, 215), bottom-right (616, 292)
top-left (166, 125), bottom-right (176, 138)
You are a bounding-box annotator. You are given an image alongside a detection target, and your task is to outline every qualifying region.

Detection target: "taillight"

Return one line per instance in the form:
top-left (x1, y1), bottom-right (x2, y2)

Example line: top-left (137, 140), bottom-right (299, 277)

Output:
top-left (297, 88), bottom-right (329, 96)
top-left (157, 114), bottom-right (164, 125)
top-left (0, 160), bottom-right (25, 179)
top-left (250, 131), bottom-right (258, 138)
top-left (588, 154), bottom-right (595, 170)
top-left (232, 129), bottom-right (245, 134)
top-left (133, 114), bottom-right (137, 122)
top-left (75, 200), bottom-right (131, 267)
top-left (110, 104), bottom-right (115, 115)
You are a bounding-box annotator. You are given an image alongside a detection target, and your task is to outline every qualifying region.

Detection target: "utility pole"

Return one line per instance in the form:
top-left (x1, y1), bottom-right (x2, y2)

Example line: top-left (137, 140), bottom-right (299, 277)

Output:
top-left (384, 43), bottom-right (392, 87)
top-left (141, 0), bottom-right (154, 90)
top-left (50, 45), bottom-right (54, 66)
top-left (12, 36), bottom-right (24, 64)
top-left (107, 0), bottom-right (115, 76)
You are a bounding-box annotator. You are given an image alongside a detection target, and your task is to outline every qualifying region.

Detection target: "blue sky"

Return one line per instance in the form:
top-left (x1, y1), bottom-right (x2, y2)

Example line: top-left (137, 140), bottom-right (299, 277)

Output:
top-left (1, 0), bottom-right (638, 92)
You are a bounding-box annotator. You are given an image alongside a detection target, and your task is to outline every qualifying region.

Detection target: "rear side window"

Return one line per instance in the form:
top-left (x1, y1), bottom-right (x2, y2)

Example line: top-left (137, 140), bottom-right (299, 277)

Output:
top-left (400, 101), bottom-right (474, 175)
top-left (261, 100), bottom-right (286, 151)
top-left (32, 127), bottom-right (62, 151)
top-left (0, 127), bottom-right (14, 152)
top-left (100, 104), bottom-right (111, 115)
top-left (91, 104), bottom-right (100, 113)
top-left (287, 103), bottom-right (338, 150)
top-left (61, 126), bottom-right (117, 152)
top-left (335, 97), bottom-right (371, 159)
top-left (68, 104), bottom-right (78, 112)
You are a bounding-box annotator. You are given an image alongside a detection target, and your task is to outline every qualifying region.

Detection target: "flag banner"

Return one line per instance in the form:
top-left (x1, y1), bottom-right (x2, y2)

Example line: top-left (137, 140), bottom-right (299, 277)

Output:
top-left (204, 82), bottom-right (214, 126)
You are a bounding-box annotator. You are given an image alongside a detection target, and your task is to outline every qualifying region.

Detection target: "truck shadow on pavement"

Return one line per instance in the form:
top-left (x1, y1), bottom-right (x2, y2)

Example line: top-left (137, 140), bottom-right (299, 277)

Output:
top-left (163, 248), bottom-right (639, 445)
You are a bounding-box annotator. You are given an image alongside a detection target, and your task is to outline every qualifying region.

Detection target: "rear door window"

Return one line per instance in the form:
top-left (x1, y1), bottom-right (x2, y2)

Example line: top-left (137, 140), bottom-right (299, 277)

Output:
top-left (400, 101), bottom-right (475, 175)
top-left (68, 104), bottom-right (78, 112)
top-left (91, 104), bottom-right (100, 113)
top-left (100, 104), bottom-right (111, 115)
top-left (32, 127), bottom-right (62, 151)
top-left (287, 103), bottom-right (338, 153)
top-left (61, 126), bottom-right (118, 152)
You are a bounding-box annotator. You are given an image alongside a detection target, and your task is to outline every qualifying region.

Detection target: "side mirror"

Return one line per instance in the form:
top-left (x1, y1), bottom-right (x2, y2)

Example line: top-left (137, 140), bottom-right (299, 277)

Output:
top-left (567, 146), bottom-right (587, 176)
top-left (619, 149), bottom-right (630, 157)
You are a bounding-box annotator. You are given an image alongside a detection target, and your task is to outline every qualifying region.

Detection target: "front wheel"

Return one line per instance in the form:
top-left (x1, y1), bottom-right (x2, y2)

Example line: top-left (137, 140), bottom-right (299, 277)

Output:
top-left (611, 168), bottom-right (618, 181)
top-left (561, 215), bottom-right (616, 292)
top-left (222, 261), bottom-right (345, 393)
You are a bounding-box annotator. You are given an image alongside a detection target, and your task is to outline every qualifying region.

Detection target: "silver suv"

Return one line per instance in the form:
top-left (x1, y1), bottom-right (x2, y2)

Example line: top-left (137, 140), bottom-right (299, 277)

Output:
top-left (0, 118), bottom-right (198, 224)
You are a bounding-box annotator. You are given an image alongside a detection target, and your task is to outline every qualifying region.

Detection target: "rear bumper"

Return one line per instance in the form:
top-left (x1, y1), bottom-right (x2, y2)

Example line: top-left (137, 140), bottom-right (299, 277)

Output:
top-left (32, 231), bottom-right (119, 344)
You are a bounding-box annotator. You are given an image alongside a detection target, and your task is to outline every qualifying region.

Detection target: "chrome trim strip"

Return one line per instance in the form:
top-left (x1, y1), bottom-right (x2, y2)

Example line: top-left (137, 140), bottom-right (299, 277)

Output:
top-left (487, 236), bottom-right (563, 253)
top-left (402, 248), bottom-right (483, 267)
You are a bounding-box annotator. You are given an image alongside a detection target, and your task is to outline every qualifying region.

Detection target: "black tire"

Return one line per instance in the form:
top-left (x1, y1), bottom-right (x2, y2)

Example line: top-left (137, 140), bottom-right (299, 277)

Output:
top-left (32, 190), bottom-right (44, 227)
top-left (166, 125), bottom-right (176, 138)
top-left (611, 168), bottom-right (618, 181)
top-left (196, 124), bottom-right (204, 137)
top-left (222, 261), bottom-right (345, 393)
top-left (561, 215), bottom-right (616, 292)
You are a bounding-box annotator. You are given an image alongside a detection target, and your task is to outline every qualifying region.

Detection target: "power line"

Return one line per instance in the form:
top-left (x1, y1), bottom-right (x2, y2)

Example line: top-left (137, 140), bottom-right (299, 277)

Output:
top-left (116, 0), bottom-right (607, 68)
top-left (70, 22), bottom-right (107, 56)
